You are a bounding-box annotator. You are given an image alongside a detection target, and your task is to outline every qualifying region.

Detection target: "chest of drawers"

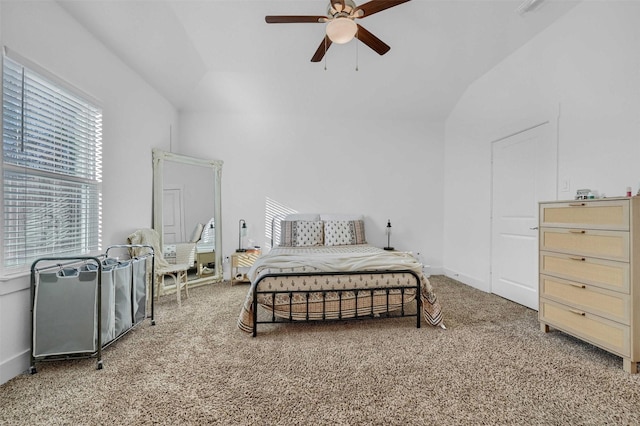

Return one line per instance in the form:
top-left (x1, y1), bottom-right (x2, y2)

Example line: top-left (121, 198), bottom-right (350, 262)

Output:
top-left (539, 197), bottom-right (640, 373)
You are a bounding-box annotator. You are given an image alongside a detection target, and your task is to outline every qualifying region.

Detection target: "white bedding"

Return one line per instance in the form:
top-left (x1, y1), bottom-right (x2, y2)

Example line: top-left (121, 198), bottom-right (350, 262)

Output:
top-left (196, 242), bottom-right (215, 253)
top-left (248, 244), bottom-right (426, 284)
top-left (163, 242), bottom-right (196, 266)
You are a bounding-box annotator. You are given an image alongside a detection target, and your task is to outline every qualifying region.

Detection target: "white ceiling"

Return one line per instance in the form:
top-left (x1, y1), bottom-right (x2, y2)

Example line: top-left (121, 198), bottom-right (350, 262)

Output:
top-left (58, 0), bottom-right (580, 121)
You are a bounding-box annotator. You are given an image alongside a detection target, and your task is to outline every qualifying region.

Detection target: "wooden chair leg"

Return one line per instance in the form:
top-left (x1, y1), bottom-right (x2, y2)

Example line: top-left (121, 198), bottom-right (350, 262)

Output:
top-left (155, 274), bottom-right (162, 301)
top-left (172, 272), bottom-right (181, 307)
top-left (182, 271), bottom-right (189, 299)
top-left (156, 270), bottom-right (188, 307)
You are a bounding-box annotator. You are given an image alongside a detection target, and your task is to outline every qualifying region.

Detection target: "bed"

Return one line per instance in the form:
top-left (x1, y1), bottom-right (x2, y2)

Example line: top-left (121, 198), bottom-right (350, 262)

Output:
top-left (237, 215), bottom-right (444, 336)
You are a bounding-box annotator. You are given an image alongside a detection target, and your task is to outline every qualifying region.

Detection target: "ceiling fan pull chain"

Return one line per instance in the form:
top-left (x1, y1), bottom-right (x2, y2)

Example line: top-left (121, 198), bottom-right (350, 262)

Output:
top-left (355, 28), bottom-right (359, 71)
top-left (324, 37), bottom-right (328, 71)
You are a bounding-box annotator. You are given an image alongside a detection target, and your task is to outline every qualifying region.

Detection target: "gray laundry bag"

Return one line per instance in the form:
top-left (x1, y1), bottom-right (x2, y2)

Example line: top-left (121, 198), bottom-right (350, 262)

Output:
top-left (33, 267), bottom-right (98, 357)
top-left (105, 259), bottom-right (133, 337)
top-left (131, 256), bottom-right (147, 323)
top-left (83, 262), bottom-right (116, 345)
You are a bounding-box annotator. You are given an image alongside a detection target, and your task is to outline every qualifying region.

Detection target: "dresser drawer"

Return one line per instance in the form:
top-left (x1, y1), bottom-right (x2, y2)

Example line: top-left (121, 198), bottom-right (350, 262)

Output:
top-left (540, 299), bottom-right (630, 357)
top-left (540, 200), bottom-right (629, 230)
top-left (540, 228), bottom-right (629, 262)
top-left (540, 275), bottom-right (630, 324)
top-left (540, 251), bottom-right (629, 293)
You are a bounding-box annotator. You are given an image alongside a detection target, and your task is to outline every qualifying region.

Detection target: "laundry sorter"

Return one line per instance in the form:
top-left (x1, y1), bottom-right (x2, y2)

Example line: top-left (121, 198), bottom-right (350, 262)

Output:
top-left (29, 244), bottom-right (155, 373)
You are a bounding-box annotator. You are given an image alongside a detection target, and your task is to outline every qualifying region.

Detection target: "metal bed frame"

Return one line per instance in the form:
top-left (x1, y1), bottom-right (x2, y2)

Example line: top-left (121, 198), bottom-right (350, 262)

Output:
top-left (29, 244), bottom-right (155, 373)
top-left (251, 269), bottom-right (422, 337)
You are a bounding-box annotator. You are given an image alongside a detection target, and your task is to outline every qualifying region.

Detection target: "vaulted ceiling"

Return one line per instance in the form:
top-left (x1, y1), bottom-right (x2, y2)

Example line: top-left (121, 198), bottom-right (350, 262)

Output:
top-left (58, 0), bottom-right (580, 121)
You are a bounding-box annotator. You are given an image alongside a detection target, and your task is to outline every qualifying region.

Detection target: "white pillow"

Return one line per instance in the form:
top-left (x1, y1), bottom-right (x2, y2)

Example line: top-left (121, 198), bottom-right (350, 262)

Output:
top-left (284, 213), bottom-right (321, 221)
top-left (189, 223), bottom-right (204, 243)
top-left (320, 214), bottom-right (364, 221)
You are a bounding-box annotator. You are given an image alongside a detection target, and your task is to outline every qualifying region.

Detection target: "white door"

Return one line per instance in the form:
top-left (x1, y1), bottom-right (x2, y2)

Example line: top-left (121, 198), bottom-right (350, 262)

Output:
top-left (163, 185), bottom-right (185, 244)
top-left (491, 123), bottom-right (557, 310)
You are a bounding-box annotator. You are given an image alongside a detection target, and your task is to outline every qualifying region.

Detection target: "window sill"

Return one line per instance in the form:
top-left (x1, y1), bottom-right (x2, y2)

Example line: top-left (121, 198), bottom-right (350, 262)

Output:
top-left (0, 269), bottom-right (30, 282)
top-left (0, 272), bottom-right (30, 296)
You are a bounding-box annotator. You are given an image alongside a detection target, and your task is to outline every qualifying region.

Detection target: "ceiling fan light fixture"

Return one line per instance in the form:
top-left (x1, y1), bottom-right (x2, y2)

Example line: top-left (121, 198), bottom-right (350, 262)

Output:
top-left (326, 17), bottom-right (357, 44)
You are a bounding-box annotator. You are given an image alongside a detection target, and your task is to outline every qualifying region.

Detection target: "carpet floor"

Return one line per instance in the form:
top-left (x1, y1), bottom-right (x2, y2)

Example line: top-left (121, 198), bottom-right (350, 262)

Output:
top-left (1, 275), bottom-right (639, 425)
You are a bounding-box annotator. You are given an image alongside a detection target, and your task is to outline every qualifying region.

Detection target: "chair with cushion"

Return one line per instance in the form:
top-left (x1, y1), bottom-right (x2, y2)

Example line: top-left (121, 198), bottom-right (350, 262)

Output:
top-left (127, 228), bottom-right (190, 307)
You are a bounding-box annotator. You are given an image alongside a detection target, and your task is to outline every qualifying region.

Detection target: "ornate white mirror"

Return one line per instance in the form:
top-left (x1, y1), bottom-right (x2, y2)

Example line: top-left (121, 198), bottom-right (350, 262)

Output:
top-left (152, 149), bottom-right (223, 286)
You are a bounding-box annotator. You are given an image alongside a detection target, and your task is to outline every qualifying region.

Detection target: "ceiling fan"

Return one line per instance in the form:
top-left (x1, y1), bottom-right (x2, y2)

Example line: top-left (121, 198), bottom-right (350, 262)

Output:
top-left (265, 0), bottom-right (411, 62)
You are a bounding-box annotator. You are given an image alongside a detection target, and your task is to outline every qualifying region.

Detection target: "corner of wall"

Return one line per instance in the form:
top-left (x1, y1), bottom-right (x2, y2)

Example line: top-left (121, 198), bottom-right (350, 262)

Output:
top-left (442, 268), bottom-right (490, 293)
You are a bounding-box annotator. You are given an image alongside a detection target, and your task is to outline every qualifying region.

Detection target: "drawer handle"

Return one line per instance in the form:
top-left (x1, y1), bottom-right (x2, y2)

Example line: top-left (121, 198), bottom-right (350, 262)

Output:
top-left (568, 203), bottom-right (587, 207)
top-left (568, 230), bottom-right (586, 234)
top-left (569, 256), bottom-right (586, 261)
top-left (569, 283), bottom-right (586, 289)
top-left (569, 309), bottom-right (586, 316)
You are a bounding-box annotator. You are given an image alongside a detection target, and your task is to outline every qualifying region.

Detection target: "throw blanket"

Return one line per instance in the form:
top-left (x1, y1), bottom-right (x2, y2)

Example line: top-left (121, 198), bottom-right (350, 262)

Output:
top-left (126, 228), bottom-right (171, 269)
top-left (237, 247), bottom-right (444, 333)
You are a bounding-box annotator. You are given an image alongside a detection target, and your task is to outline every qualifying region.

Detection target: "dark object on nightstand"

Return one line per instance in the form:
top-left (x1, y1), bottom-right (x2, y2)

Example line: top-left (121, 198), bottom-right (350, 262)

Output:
top-left (383, 219), bottom-right (394, 251)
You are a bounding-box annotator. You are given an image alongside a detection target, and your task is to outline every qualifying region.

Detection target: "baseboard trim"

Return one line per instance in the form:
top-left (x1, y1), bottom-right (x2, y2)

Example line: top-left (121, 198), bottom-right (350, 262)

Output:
top-left (442, 268), bottom-right (489, 292)
top-left (0, 349), bottom-right (30, 385)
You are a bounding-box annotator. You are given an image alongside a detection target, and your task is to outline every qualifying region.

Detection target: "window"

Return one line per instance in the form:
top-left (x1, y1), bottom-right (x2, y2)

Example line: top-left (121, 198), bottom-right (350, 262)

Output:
top-left (2, 54), bottom-right (102, 275)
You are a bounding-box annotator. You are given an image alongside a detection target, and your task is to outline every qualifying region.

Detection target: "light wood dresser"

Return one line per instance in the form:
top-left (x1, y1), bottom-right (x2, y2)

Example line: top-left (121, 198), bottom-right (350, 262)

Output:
top-left (539, 197), bottom-right (640, 373)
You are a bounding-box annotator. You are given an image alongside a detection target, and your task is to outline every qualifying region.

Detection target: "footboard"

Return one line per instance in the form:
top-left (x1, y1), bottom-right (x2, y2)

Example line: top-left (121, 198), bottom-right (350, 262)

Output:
top-left (251, 270), bottom-right (421, 337)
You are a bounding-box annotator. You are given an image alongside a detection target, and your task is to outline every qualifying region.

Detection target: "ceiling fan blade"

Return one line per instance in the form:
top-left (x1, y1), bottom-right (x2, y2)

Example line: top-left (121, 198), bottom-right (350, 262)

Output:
top-left (355, 24), bottom-right (390, 56)
top-left (354, 0), bottom-right (411, 18)
top-left (265, 15), bottom-right (326, 24)
top-left (311, 36), bottom-right (333, 62)
top-left (332, 1), bottom-right (345, 12)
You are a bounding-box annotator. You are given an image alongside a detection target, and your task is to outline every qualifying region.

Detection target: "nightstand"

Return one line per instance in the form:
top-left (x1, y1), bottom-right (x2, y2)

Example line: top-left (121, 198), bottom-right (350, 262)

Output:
top-left (231, 249), bottom-right (261, 285)
top-left (196, 250), bottom-right (215, 278)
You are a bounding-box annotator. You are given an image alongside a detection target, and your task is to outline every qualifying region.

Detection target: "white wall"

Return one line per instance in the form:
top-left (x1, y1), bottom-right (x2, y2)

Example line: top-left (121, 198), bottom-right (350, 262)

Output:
top-left (0, 1), bottom-right (178, 385)
top-left (443, 1), bottom-right (640, 291)
top-left (178, 112), bottom-right (445, 276)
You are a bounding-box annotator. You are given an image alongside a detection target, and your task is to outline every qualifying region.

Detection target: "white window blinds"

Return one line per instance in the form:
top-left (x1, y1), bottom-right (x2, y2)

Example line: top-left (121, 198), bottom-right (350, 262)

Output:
top-left (2, 55), bottom-right (103, 274)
